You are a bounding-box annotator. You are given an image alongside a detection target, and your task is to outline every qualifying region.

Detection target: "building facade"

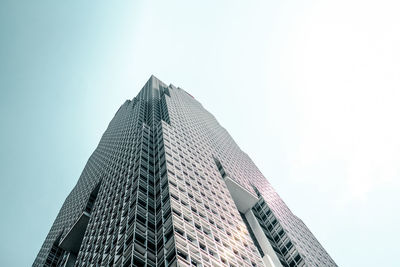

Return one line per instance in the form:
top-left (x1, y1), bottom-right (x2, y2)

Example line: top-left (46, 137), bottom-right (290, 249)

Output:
top-left (33, 76), bottom-right (336, 267)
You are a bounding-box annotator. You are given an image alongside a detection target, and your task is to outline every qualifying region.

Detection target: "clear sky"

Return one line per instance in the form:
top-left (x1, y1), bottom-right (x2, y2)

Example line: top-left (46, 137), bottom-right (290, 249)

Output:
top-left (1, 1), bottom-right (399, 266)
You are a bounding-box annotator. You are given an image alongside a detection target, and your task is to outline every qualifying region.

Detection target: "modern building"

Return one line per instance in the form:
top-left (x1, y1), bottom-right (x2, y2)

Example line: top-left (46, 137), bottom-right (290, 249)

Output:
top-left (33, 76), bottom-right (336, 267)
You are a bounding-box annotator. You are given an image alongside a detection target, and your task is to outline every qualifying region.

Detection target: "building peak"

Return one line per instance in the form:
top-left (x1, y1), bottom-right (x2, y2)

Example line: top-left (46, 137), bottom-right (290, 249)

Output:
top-left (143, 75), bottom-right (167, 91)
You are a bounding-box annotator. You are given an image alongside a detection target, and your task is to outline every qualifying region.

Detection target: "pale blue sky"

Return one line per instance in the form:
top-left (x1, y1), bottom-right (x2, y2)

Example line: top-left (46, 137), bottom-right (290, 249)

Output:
top-left (1, 1), bottom-right (399, 266)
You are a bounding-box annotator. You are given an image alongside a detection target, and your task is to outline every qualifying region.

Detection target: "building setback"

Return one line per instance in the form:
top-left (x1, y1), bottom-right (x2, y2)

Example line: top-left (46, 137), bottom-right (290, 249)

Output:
top-left (33, 76), bottom-right (337, 267)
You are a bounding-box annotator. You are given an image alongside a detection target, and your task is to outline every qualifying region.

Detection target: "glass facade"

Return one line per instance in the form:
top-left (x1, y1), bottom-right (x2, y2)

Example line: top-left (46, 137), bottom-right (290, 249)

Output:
top-left (33, 76), bottom-right (336, 267)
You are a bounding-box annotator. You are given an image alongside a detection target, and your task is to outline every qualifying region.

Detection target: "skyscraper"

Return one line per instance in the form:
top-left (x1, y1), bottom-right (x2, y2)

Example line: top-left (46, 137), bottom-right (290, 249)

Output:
top-left (34, 76), bottom-right (336, 267)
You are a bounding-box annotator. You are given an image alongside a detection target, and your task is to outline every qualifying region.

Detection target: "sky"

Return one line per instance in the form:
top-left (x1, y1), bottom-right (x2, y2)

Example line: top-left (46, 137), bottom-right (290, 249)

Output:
top-left (0, 0), bottom-right (399, 266)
